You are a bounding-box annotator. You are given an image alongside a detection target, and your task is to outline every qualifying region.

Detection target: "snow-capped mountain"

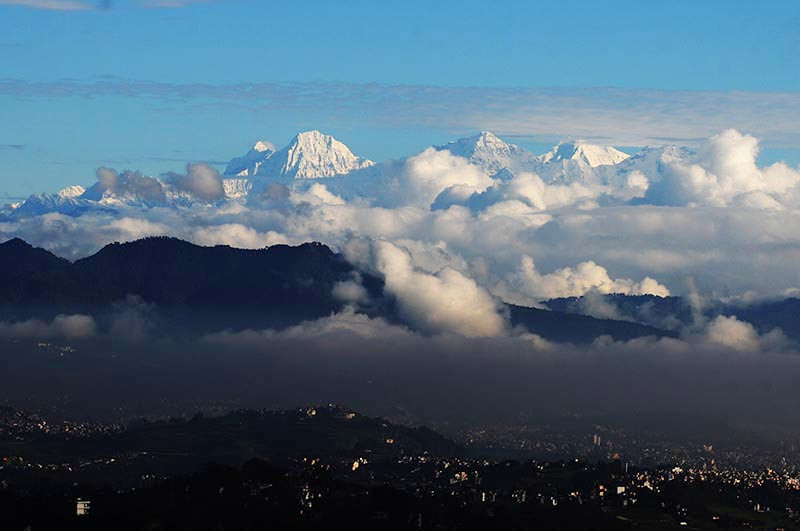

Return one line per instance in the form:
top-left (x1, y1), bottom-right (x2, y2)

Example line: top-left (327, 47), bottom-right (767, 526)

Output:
top-left (435, 131), bottom-right (539, 175)
top-left (224, 140), bottom-right (275, 177)
top-left (224, 130), bottom-right (374, 181)
top-left (531, 141), bottom-right (632, 186)
top-left (594, 145), bottom-right (694, 191)
top-left (56, 185), bottom-right (87, 199)
top-left (7, 185), bottom-right (95, 217)
top-left (434, 133), bottom-right (635, 187)
top-left (611, 145), bottom-right (693, 177)
top-left (538, 141), bottom-right (630, 168)
top-left (2, 130), bottom-right (701, 220)
top-left (264, 130), bottom-right (374, 179)
top-left (7, 175), bottom-right (235, 218)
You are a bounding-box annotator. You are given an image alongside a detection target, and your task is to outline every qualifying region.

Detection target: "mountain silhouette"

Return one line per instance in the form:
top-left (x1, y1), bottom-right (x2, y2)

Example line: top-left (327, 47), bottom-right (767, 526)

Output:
top-left (0, 237), bottom-right (676, 342)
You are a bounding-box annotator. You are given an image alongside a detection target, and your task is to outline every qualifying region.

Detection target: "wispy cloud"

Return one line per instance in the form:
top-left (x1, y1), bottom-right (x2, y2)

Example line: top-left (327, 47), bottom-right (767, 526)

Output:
top-left (0, 0), bottom-right (216, 9)
top-left (0, 144), bottom-right (26, 150)
top-left (0, 0), bottom-right (94, 9)
top-left (136, 0), bottom-right (214, 7)
top-left (1, 78), bottom-right (798, 148)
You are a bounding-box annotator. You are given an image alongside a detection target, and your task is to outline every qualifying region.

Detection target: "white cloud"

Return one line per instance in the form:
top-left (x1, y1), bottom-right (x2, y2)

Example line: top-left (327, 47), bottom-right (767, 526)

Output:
top-left (504, 171), bottom-right (600, 211)
top-left (191, 223), bottom-right (287, 249)
top-left (332, 275), bottom-right (370, 305)
top-left (699, 315), bottom-right (789, 353)
top-left (289, 183), bottom-right (346, 206)
top-left (645, 129), bottom-right (800, 207)
top-left (107, 216), bottom-right (169, 240)
top-left (206, 307), bottom-right (415, 345)
top-left (397, 148), bottom-right (493, 208)
top-left (503, 255), bottom-right (670, 303)
top-left (370, 240), bottom-right (507, 338)
top-left (167, 163), bottom-right (225, 201)
top-left (704, 315), bottom-right (760, 351)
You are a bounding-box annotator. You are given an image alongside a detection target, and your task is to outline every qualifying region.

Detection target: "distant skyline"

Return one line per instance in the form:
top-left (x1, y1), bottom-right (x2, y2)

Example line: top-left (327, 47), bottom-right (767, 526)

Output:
top-left (1, 0), bottom-right (799, 197)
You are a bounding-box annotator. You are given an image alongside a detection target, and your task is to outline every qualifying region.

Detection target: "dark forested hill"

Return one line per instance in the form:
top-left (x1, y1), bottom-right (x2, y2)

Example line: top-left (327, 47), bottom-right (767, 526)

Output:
top-left (0, 237), bottom-right (678, 342)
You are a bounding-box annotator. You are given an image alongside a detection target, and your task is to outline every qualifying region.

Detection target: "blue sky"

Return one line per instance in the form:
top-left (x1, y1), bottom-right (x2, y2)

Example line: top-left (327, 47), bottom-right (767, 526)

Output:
top-left (1, 0), bottom-right (799, 197)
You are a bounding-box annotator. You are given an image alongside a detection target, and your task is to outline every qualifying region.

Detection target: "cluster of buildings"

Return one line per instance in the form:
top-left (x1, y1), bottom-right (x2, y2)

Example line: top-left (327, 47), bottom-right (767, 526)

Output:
top-left (0, 407), bottom-right (122, 440)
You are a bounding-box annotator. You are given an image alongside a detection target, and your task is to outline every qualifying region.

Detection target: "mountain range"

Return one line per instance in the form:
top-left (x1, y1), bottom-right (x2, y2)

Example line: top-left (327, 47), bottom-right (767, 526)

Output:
top-left (545, 293), bottom-right (800, 342)
top-left (1, 130), bottom-right (693, 217)
top-left (0, 236), bottom-right (674, 342)
top-left (5, 237), bottom-right (793, 343)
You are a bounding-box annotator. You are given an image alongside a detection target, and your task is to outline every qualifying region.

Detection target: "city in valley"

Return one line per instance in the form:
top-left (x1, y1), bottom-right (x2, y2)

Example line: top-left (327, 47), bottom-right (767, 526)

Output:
top-left (3, 404), bottom-right (800, 530)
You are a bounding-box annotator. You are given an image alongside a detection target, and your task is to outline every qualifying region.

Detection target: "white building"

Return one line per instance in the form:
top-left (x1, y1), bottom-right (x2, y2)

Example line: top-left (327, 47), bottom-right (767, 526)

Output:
top-left (76, 499), bottom-right (91, 516)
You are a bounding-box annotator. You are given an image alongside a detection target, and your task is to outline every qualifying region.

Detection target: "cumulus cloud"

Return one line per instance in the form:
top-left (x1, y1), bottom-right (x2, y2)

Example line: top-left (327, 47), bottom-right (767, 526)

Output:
top-left (166, 163), bottom-right (225, 201)
top-left (365, 240), bottom-right (507, 337)
top-left (701, 315), bottom-right (788, 352)
top-left (435, 170), bottom-right (603, 218)
top-left (645, 129), bottom-right (800, 207)
top-left (96, 166), bottom-right (119, 190)
top-left (0, 314), bottom-right (96, 339)
top-left (86, 167), bottom-right (166, 204)
top-left (503, 255), bottom-right (670, 303)
top-left (332, 275), bottom-right (370, 305)
top-left (397, 148), bottom-right (494, 208)
top-left (191, 223), bottom-right (287, 249)
top-left (107, 216), bottom-right (169, 240)
top-left (289, 183), bottom-right (346, 206)
top-left (703, 315), bottom-right (760, 351)
top-left (497, 171), bottom-right (600, 211)
top-left (206, 307), bottom-right (414, 345)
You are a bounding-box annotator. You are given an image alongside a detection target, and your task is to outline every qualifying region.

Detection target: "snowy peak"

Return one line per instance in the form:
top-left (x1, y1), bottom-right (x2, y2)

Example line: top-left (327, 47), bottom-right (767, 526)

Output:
top-left (539, 141), bottom-right (630, 168)
top-left (621, 145), bottom-right (692, 169)
top-left (56, 185), bottom-right (86, 199)
top-left (456, 131), bottom-right (509, 154)
top-left (261, 130), bottom-right (374, 179)
top-left (224, 140), bottom-right (276, 177)
top-left (436, 131), bottom-right (539, 175)
top-left (224, 131), bottom-right (373, 180)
